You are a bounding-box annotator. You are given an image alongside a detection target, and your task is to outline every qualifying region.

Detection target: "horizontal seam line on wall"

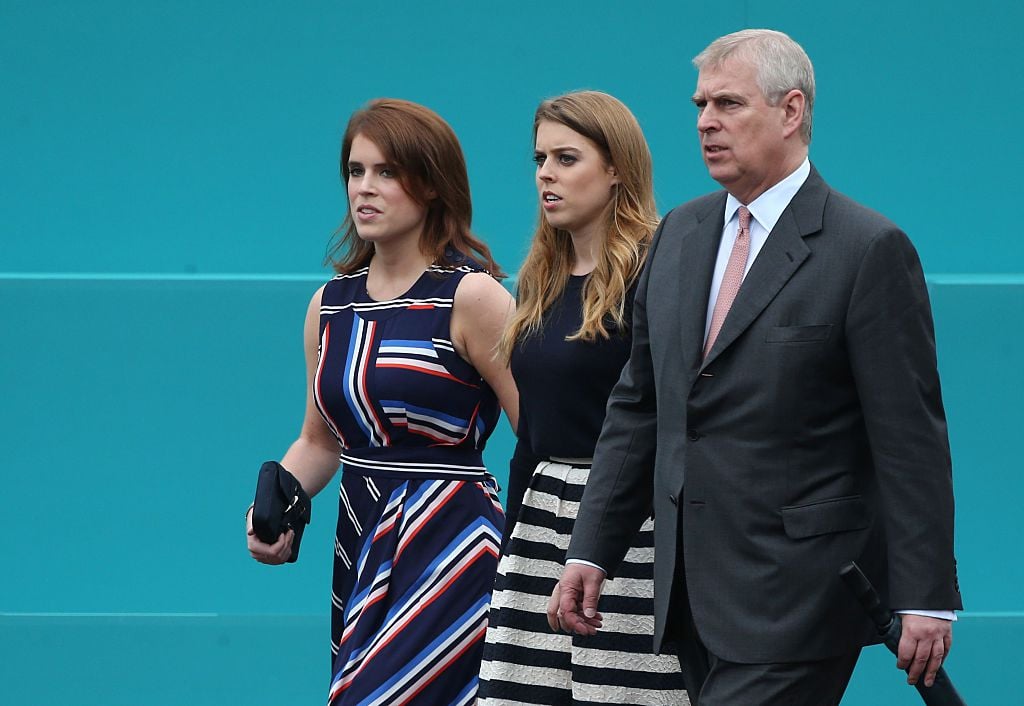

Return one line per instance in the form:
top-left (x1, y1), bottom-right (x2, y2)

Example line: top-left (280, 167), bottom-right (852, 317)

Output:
top-left (1, 273), bottom-right (1022, 285)
top-left (0, 272), bottom-right (328, 283)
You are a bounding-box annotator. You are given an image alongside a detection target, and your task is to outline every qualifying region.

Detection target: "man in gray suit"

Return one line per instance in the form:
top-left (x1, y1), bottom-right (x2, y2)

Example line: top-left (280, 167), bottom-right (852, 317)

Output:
top-left (549, 29), bottom-right (962, 704)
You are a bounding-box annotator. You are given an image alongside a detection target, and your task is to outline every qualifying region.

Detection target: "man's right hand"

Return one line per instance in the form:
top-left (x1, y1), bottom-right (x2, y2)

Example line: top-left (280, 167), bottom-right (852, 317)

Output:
top-left (898, 614), bottom-right (953, 688)
top-left (547, 563), bottom-right (607, 635)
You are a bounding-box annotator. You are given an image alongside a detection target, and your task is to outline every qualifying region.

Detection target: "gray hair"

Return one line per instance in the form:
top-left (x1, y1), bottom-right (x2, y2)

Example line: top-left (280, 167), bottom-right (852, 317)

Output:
top-left (693, 29), bottom-right (815, 143)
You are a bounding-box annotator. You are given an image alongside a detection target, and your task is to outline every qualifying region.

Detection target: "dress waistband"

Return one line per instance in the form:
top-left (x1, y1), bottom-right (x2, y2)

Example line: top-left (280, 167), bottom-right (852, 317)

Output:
top-left (548, 456), bottom-right (593, 467)
top-left (340, 447), bottom-right (489, 480)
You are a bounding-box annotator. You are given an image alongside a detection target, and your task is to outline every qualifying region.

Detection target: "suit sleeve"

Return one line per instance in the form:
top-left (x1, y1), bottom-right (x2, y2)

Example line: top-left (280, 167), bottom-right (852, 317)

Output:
top-left (565, 214), bottom-right (668, 576)
top-left (845, 227), bottom-right (962, 610)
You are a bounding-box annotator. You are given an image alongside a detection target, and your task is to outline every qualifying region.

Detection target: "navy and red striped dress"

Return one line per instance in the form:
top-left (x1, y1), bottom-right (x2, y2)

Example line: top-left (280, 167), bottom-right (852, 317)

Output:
top-left (314, 263), bottom-right (505, 706)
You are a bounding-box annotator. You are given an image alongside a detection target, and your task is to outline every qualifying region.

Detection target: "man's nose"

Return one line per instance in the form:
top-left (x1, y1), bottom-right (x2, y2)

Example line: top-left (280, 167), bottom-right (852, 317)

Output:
top-left (697, 108), bottom-right (718, 133)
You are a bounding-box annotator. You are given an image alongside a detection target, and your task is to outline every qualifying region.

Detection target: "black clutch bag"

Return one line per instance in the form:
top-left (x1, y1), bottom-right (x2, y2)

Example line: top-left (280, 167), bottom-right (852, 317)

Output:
top-left (251, 461), bottom-right (311, 563)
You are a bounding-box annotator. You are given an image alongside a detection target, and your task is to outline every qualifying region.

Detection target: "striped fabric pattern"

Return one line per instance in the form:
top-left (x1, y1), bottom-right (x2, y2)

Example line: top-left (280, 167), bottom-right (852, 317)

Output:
top-left (335, 451), bottom-right (489, 479)
top-left (315, 265), bottom-right (495, 480)
top-left (380, 399), bottom-right (474, 445)
top-left (316, 263), bottom-right (505, 705)
top-left (376, 338), bottom-right (471, 385)
top-left (478, 461), bottom-right (688, 706)
top-left (330, 475), bottom-right (502, 705)
top-left (343, 317), bottom-right (390, 447)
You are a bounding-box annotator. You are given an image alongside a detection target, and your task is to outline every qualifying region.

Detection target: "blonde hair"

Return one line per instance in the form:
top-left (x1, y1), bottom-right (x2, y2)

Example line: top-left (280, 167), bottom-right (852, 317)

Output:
top-left (500, 91), bottom-right (658, 359)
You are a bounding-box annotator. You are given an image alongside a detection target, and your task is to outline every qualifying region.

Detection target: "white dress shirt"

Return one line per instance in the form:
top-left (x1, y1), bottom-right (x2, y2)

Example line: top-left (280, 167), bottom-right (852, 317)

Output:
top-left (703, 159), bottom-right (810, 346)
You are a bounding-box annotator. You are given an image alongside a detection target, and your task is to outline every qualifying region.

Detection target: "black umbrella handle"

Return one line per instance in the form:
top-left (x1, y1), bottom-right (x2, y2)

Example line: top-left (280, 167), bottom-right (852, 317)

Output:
top-left (839, 562), bottom-right (967, 706)
top-left (839, 562), bottom-right (895, 635)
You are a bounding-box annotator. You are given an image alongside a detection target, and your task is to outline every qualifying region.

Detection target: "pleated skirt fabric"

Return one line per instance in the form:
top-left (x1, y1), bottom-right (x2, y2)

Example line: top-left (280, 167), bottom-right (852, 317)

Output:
top-left (327, 469), bottom-right (504, 706)
top-left (477, 461), bottom-right (689, 705)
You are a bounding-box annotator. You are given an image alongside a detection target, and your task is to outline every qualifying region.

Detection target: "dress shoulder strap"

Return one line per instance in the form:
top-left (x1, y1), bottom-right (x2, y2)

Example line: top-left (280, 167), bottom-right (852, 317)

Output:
top-left (320, 267), bottom-right (369, 307)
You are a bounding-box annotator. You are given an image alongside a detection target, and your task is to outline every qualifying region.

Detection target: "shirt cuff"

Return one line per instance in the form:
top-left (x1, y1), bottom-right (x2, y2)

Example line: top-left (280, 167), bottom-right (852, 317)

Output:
top-left (565, 558), bottom-right (607, 575)
top-left (896, 609), bottom-right (957, 622)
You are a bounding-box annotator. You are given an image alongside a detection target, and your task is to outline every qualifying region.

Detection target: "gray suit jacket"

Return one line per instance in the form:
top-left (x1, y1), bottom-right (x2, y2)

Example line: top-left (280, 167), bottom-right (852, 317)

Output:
top-left (566, 166), bottom-right (962, 663)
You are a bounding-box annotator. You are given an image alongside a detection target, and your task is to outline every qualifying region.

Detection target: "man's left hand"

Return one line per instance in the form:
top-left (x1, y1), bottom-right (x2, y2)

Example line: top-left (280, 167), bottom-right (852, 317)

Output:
top-left (897, 614), bottom-right (953, 687)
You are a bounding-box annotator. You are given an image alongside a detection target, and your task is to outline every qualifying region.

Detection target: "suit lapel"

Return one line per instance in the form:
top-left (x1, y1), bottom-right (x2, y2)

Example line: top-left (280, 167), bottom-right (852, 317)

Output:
top-left (677, 194), bottom-right (726, 371)
top-left (701, 167), bottom-right (828, 368)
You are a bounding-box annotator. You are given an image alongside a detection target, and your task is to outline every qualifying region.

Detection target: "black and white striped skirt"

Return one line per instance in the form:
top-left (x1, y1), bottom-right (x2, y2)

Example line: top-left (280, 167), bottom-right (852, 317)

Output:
top-left (477, 460), bottom-right (688, 705)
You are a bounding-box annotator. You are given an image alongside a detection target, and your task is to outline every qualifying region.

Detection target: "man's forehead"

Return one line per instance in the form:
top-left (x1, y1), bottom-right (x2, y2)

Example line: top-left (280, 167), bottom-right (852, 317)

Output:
top-left (694, 59), bottom-right (757, 93)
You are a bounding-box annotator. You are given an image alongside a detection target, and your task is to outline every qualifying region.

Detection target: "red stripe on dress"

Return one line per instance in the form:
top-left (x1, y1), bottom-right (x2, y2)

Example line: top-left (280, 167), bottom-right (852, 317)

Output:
top-left (406, 427), bottom-right (460, 444)
top-left (329, 544), bottom-right (494, 700)
top-left (375, 363), bottom-right (479, 388)
top-left (352, 543), bottom-right (495, 677)
top-left (395, 483), bottom-right (462, 562)
top-left (374, 507), bottom-right (402, 542)
top-left (396, 622), bottom-right (487, 706)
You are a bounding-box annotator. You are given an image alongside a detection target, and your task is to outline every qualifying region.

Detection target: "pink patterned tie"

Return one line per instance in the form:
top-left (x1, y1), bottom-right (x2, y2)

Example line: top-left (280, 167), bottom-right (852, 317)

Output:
top-left (703, 205), bottom-right (751, 359)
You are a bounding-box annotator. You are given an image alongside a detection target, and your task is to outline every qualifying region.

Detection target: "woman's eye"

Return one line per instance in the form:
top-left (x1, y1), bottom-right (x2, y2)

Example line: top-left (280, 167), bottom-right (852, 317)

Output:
top-left (380, 168), bottom-right (394, 178)
top-left (348, 167), bottom-right (364, 177)
top-left (558, 154), bottom-right (577, 165)
top-left (532, 154), bottom-right (545, 166)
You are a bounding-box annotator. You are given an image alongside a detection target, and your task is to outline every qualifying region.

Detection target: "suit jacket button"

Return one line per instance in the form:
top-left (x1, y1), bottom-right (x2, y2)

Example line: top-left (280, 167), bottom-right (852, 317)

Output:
top-left (687, 429), bottom-right (700, 442)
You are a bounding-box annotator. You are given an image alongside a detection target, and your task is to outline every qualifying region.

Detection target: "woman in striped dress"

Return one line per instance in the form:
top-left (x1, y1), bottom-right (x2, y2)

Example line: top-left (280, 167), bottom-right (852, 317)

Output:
top-left (477, 91), bottom-right (689, 705)
top-left (246, 98), bottom-right (518, 705)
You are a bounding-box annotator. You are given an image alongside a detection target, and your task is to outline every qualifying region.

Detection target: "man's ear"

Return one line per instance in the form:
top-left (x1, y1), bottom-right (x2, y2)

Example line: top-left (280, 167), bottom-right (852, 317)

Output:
top-left (780, 89), bottom-right (806, 139)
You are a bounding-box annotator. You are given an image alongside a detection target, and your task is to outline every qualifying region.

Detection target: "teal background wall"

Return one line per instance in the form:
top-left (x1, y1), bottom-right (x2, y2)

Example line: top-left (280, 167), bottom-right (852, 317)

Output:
top-left (2, 1), bottom-right (1021, 704)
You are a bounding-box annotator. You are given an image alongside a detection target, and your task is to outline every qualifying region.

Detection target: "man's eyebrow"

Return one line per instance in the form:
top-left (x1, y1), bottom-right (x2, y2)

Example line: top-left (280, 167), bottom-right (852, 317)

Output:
top-left (693, 91), bottom-right (745, 105)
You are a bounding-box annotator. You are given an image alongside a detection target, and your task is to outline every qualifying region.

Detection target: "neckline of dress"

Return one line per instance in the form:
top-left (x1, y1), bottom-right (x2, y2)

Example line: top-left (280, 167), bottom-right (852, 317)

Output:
top-left (362, 266), bottom-right (433, 304)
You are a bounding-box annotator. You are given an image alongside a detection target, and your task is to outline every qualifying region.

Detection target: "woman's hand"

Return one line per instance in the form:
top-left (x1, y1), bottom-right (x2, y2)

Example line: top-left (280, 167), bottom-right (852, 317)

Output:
top-left (245, 505), bottom-right (295, 565)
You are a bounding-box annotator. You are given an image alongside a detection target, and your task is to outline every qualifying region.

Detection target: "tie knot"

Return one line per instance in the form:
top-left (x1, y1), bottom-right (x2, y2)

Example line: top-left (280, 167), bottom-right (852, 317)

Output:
top-left (738, 205), bottom-right (751, 232)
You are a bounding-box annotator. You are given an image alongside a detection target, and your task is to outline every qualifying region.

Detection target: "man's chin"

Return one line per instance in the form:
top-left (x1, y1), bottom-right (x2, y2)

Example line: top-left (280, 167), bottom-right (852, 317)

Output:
top-left (704, 162), bottom-right (734, 184)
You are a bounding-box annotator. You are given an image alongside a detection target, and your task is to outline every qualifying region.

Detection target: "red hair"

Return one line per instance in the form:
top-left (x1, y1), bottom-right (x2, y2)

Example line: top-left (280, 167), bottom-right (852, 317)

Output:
top-left (327, 98), bottom-right (503, 277)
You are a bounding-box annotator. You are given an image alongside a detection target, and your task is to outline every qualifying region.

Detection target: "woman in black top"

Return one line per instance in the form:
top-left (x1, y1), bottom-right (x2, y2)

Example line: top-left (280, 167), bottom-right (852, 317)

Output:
top-left (477, 91), bottom-right (689, 704)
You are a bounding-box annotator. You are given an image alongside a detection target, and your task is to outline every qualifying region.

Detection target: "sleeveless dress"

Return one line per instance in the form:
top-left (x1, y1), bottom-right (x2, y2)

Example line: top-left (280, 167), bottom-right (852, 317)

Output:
top-left (478, 275), bottom-right (688, 706)
top-left (314, 263), bottom-right (505, 706)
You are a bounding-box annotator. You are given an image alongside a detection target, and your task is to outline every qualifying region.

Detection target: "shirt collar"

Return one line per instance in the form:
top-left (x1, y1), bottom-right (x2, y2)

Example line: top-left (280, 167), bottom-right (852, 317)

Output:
top-left (724, 158), bottom-right (811, 232)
